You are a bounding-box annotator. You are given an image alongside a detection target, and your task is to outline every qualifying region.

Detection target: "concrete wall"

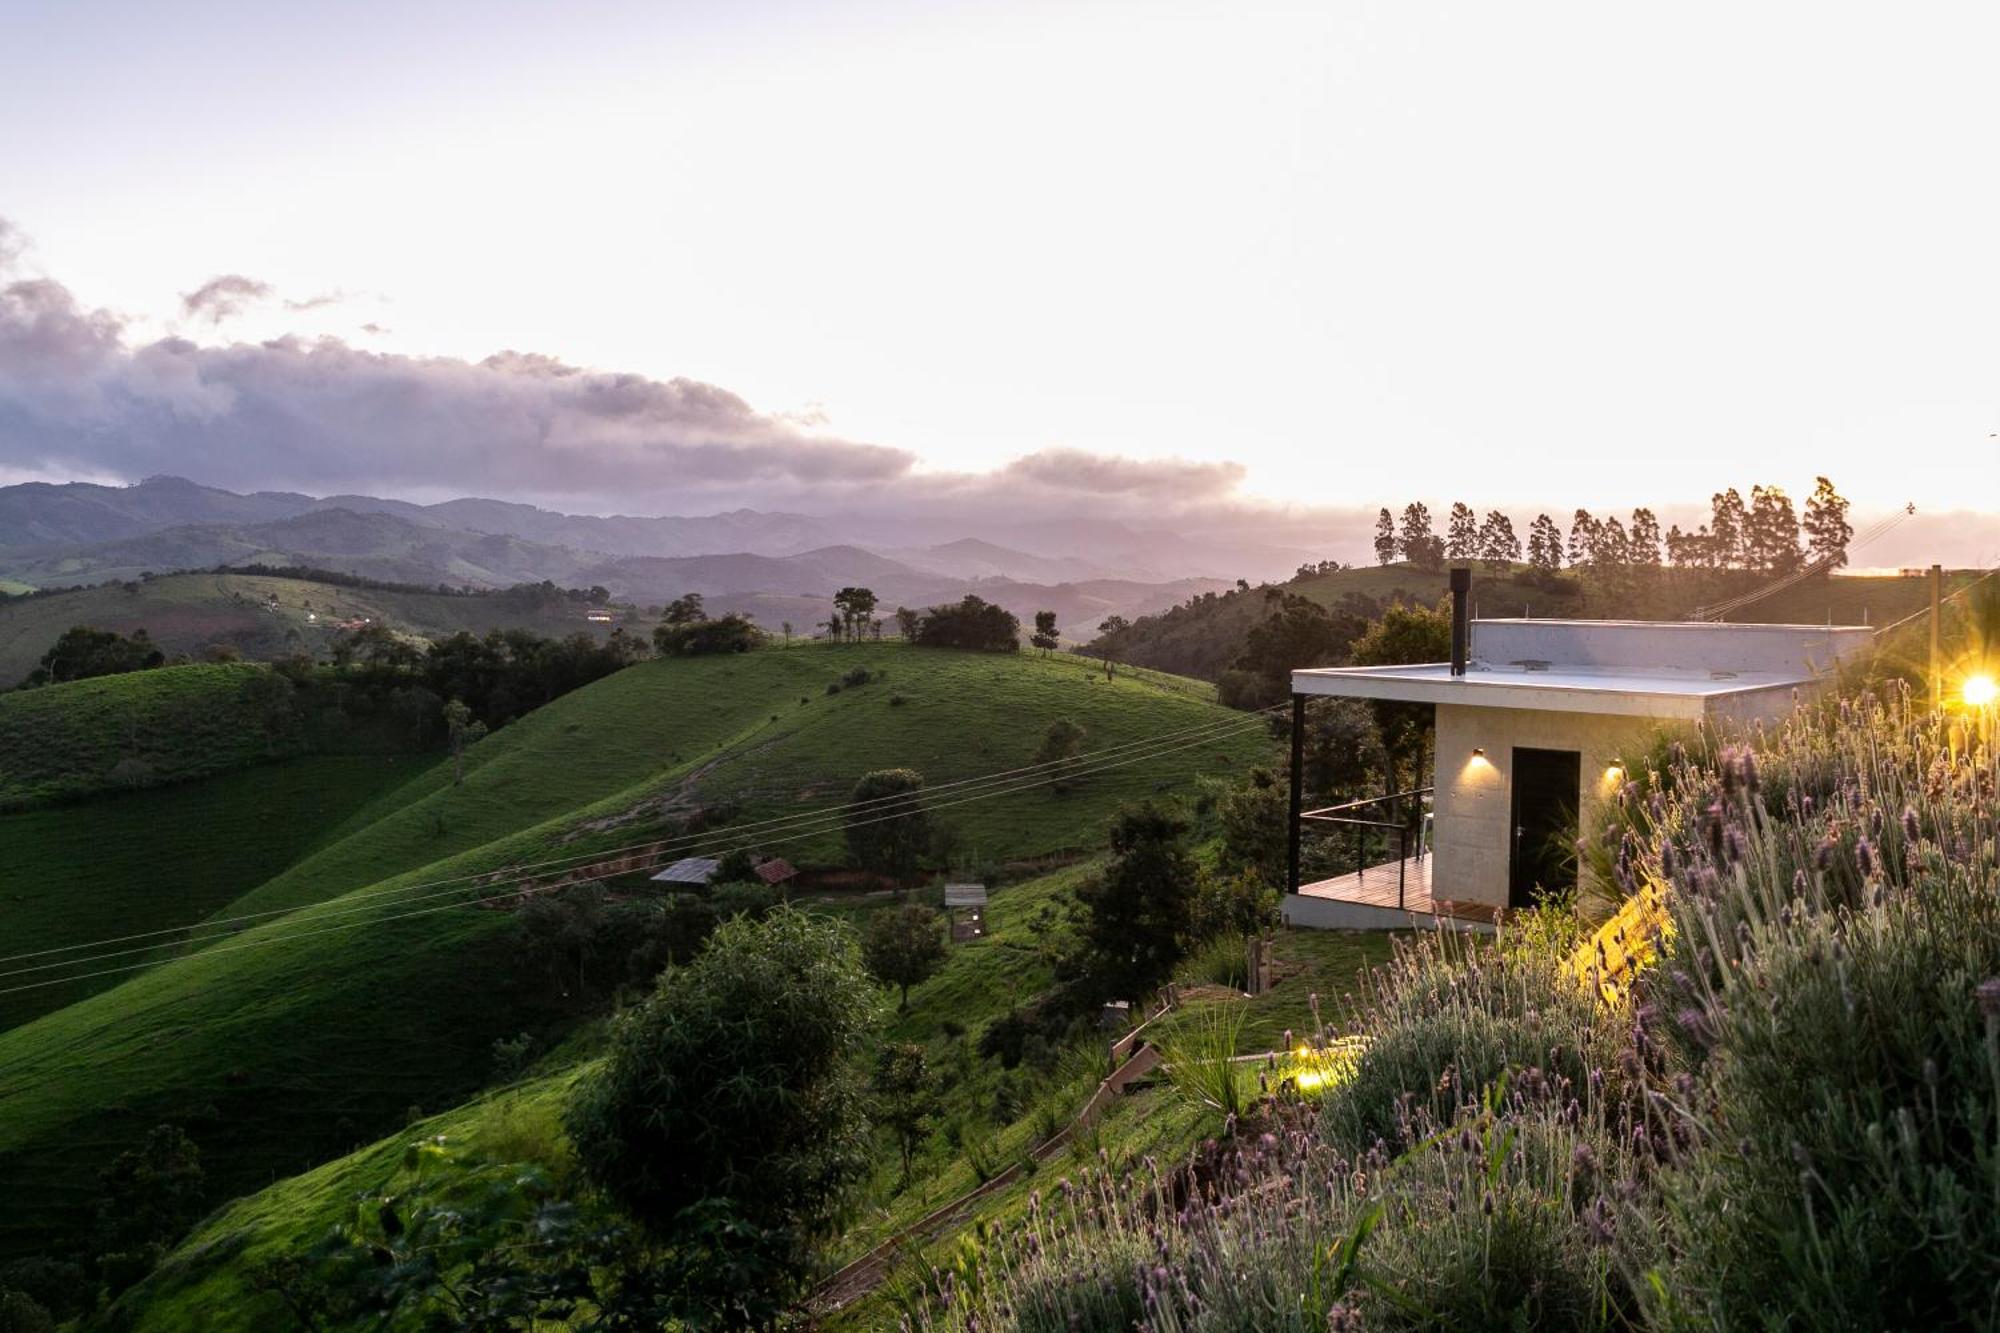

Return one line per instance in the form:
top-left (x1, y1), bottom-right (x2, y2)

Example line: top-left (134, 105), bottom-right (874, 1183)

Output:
top-left (1431, 703), bottom-right (1660, 908)
top-left (1470, 620), bottom-right (1873, 677)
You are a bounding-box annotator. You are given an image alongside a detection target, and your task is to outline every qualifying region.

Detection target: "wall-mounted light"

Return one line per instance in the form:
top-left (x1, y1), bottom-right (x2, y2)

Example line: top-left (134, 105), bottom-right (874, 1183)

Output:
top-left (1605, 763), bottom-right (1624, 781)
top-left (1471, 746), bottom-right (1486, 759)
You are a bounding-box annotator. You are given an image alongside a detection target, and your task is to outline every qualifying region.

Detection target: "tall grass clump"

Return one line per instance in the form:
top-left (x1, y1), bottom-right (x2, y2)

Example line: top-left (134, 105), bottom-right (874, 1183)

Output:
top-left (1154, 1001), bottom-right (1250, 1120)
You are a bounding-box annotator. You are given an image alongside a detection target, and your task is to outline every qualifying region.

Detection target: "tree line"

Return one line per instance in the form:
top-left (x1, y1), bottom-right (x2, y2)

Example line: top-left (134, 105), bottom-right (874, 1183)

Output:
top-left (1373, 476), bottom-right (1854, 579)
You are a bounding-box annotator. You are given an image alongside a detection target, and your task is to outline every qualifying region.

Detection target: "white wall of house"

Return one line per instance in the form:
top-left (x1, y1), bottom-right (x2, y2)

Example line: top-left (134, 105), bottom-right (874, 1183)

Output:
top-left (1431, 703), bottom-right (1659, 909)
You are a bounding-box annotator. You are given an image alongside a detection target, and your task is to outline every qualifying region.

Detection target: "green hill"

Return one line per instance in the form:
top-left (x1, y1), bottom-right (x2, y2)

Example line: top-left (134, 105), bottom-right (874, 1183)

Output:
top-left (0, 663), bottom-right (328, 809)
top-left (1092, 562), bottom-right (1583, 680)
top-left (0, 753), bottom-right (435, 1030)
top-left (0, 570), bottom-right (632, 685)
top-left (0, 643), bottom-right (1269, 1257)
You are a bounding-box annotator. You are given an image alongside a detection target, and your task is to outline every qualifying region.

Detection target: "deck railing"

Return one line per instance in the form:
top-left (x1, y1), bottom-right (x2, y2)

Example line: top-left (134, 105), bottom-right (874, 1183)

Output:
top-left (1298, 786), bottom-right (1433, 909)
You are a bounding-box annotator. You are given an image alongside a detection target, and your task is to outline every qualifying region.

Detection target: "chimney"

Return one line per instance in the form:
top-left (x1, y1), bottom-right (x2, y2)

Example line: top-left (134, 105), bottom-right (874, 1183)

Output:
top-left (1449, 567), bottom-right (1471, 677)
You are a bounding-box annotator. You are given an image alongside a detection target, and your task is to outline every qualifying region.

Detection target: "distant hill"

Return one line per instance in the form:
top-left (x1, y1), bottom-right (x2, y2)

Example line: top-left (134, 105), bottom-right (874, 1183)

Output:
top-left (0, 572), bottom-right (632, 684)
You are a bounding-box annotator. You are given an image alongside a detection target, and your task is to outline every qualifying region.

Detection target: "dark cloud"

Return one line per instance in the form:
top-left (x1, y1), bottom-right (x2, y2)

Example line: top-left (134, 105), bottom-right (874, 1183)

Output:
top-left (0, 220), bottom-right (1259, 520)
top-left (181, 274), bottom-right (274, 324)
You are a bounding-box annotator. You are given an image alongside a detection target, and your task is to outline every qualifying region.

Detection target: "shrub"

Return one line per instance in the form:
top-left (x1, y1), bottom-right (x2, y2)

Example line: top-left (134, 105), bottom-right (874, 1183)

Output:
top-left (565, 909), bottom-right (880, 1313)
top-left (1628, 687), bottom-right (2000, 1327)
top-left (652, 613), bottom-right (764, 657)
top-left (1320, 927), bottom-right (1632, 1154)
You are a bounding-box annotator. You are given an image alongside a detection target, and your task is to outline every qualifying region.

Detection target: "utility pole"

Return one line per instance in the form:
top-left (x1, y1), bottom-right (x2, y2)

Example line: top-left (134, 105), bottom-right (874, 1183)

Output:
top-left (1288, 692), bottom-right (1305, 895)
top-left (1930, 564), bottom-right (1943, 707)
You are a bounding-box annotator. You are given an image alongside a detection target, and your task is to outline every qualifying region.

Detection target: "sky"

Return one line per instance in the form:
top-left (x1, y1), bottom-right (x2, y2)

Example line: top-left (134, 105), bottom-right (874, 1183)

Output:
top-left (1, 0), bottom-right (1998, 542)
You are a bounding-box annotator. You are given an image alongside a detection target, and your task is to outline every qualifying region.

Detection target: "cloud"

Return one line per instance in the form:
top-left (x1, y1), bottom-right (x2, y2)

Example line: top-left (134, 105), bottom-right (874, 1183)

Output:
top-left (1000, 448), bottom-right (1246, 499)
top-left (181, 274), bottom-right (274, 324)
top-left (0, 219), bottom-right (1260, 521)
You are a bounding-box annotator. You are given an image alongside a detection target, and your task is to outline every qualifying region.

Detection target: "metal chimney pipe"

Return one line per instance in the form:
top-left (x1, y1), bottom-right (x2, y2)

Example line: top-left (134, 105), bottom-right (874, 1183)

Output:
top-left (1449, 567), bottom-right (1471, 677)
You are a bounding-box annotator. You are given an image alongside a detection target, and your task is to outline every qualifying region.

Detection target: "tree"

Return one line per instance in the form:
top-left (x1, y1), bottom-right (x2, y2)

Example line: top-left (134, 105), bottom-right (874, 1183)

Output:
top-left (1034, 717), bottom-right (1088, 791)
top-left (871, 1043), bottom-right (940, 1184)
top-left (860, 903), bottom-right (947, 1009)
top-left (1445, 502), bottom-right (1479, 561)
top-left (1373, 507), bottom-right (1397, 566)
top-left (1398, 503), bottom-right (1443, 570)
top-left (911, 595), bottom-right (1019, 651)
top-left (1747, 484), bottom-right (1802, 573)
top-left (1710, 488), bottom-right (1748, 568)
top-left (565, 909), bottom-right (878, 1318)
top-left (1476, 510), bottom-right (1521, 572)
top-left (1031, 610), bottom-right (1060, 654)
top-left (652, 613), bottom-right (765, 657)
top-left (1527, 513), bottom-right (1564, 579)
top-left (1350, 600), bottom-right (1452, 790)
top-left (893, 606), bottom-right (920, 639)
top-left (1225, 594), bottom-right (1366, 710)
top-left (93, 1124), bottom-right (205, 1293)
top-left (845, 768), bottom-right (930, 882)
top-left (832, 587), bottom-right (878, 641)
top-left (1802, 475), bottom-right (1853, 569)
top-left (1627, 508), bottom-right (1663, 568)
top-left (443, 697), bottom-right (488, 786)
top-left (23, 625), bottom-right (166, 687)
top-left (1076, 801), bottom-right (1200, 1004)
top-left (1093, 615), bottom-right (1128, 680)
top-left (780, 620), bottom-right (793, 646)
top-left (662, 593), bottom-right (706, 626)
top-left (1566, 509), bottom-right (1598, 569)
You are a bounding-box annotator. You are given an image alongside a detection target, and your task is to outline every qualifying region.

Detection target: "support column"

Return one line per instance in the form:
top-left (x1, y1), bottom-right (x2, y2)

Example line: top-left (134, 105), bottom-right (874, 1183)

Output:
top-left (1288, 692), bottom-right (1305, 894)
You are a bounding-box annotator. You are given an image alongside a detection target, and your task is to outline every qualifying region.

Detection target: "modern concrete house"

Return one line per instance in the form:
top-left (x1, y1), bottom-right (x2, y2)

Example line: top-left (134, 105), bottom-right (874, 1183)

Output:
top-left (1284, 570), bottom-right (1875, 931)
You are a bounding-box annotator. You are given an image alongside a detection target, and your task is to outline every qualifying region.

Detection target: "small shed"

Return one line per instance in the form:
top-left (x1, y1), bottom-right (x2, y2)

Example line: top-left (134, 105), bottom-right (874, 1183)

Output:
top-left (753, 857), bottom-right (799, 886)
top-left (650, 857), bottom-right (721, 888)
top-left (943, 883), bottom-right (988, 941)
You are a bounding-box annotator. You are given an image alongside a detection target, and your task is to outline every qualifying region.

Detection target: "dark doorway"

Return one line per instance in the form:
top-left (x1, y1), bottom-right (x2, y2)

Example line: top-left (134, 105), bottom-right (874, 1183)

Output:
top-left (1509, 747), bottom-right (1580, 908)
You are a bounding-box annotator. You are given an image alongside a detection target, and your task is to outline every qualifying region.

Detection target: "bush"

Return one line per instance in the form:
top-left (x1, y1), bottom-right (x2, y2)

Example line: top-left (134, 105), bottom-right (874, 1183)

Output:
top-left (565, 909), bottom-right (880, 1315)
top-left (1320, 927), bottom-right (1632, 1154)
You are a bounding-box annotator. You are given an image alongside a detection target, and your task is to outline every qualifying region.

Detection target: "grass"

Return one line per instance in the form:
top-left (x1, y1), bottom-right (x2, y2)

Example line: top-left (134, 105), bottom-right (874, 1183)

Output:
top-left (117, 1065), bottom-right (591, 1333)
top-left (0, 570), bottom-right (625, 684)
top-left (0, 663), bottom-right (313, 808)
top-left (0, 752), bottom-right (435, 1030)
top-left (0, 643), bottom-right (1268, 1258)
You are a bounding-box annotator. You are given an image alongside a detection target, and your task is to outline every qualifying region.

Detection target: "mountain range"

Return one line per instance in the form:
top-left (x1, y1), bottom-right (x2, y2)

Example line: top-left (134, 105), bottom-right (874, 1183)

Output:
top-left (0, 476), bottom-right (1242, 632)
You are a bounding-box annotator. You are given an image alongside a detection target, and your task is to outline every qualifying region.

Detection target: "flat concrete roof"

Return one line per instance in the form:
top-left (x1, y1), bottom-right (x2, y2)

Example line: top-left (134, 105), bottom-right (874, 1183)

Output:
top-left (1290, 661), bottom-right (1809, 719)
top-left (1291, 617), bottom-right (1874, 719)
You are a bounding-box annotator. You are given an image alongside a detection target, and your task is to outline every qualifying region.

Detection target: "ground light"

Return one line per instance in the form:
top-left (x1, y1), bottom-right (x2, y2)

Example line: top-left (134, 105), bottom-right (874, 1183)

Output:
top-left (1964, 673), bottom-right (1999, 708)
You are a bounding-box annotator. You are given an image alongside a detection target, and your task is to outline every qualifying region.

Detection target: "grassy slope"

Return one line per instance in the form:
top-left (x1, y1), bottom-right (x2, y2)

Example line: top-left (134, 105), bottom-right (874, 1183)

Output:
top-left (125, 836), bottom-right (1395, 1333)
top-left (0, 571), bottom-right (628, 683)
top-left (0, 663), bottom-right (309, 808)
top-left (0, 645), bottom-right (1267, 1257)
top-left (0, 753), bottom-right (435, 1031)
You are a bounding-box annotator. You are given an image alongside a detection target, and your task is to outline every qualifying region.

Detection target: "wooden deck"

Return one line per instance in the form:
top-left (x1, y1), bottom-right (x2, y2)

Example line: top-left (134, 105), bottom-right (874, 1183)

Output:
top-left (1297, 855), bottom-right (1500, 925)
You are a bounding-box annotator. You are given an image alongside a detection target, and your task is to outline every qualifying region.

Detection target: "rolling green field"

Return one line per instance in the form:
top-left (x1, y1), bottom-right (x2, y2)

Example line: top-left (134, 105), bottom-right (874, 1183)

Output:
top-left (0, 571), bottom-right (628, 684)
top-left (0, 663), bottom-right (315, 809)
top-left (0, 642), bottom-right (1271, 1258)
top-left (0, 753), bottom-right (435, 1030)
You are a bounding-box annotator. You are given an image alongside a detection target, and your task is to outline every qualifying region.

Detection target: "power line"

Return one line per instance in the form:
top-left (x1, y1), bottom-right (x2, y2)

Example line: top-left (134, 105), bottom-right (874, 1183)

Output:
top-left (0, 704), bottom-right (1280, 969)
top-left (0, 712), bottom-right (1278, 990)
